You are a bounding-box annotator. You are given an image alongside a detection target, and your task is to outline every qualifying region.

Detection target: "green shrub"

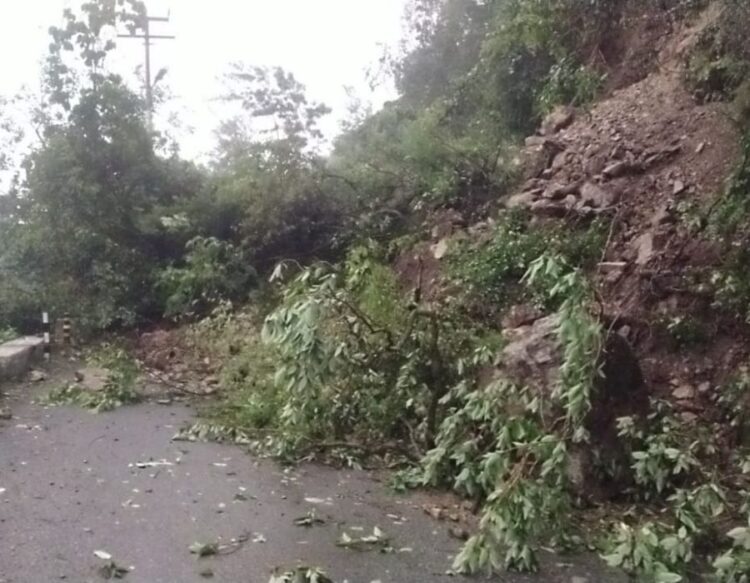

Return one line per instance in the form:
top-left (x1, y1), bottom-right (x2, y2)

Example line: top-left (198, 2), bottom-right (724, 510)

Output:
top-left (685, 13), bottom-right (750, 104)
top-left (0, 327), bottom-right (16, 343)
top-left (709, 133), bottom-right (750, 322)
top-left (663, 315), bottom-right (708, 349)
top-left (41, 345), bottom-right (140, 413)
top-left (421, 254), bottom-right (602, 573)
top-left (189, 307), bottom-right (282, 432)
top-left (158, 237), bottom-right (257, 319)
top-left (537, 57), bottom-right (605, 114)
top-left (448, 213), bottom-right (606, 314)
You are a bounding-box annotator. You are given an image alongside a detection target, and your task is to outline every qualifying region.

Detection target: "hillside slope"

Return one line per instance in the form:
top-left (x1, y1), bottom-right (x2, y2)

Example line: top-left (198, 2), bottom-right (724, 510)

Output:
top-left (500, 6), bottom-right (743, 408)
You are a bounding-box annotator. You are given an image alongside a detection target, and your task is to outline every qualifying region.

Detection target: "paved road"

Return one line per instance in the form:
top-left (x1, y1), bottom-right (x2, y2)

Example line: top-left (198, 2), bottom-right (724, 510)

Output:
top-left (0, 363), bottom-right (624, 583)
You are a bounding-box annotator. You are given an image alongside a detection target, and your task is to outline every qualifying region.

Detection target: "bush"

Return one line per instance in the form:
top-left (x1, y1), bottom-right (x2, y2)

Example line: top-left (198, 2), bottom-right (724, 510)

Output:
top-left (537, 57), bottom-right (605, 114)
top-left (685, 9), bottom-right (750, 104)
top-left (158, 237), bottom-right (257, 319)
top-left (259, 246), bottom-right (485, 457)
top-left (447, 213), bottom-right (606, 316)
top-left (41, 345), bottom-right (140, 413)
top-left (186, 306), bottom-right (282, 432)
top-left (0, 327), bottom-right (16, 343)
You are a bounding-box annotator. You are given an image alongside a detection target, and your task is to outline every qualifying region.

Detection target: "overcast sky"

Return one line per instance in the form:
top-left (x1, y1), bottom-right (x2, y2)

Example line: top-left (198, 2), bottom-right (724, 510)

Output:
top-left (0, 0), bottom-right (407, 159)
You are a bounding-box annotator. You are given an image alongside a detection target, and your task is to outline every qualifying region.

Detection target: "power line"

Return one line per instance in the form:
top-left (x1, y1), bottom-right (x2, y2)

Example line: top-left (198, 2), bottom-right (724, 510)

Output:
top-left (117, 5), bottom-right (175, 121)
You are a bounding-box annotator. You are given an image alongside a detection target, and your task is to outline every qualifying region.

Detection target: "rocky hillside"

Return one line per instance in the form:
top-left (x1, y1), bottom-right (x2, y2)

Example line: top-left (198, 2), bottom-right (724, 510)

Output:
top-left (415, 4), bottom-right (744, 420)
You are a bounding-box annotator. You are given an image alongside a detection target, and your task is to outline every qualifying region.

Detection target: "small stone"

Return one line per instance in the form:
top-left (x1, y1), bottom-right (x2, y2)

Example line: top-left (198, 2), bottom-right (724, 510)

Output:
top-left (427, 506), bottom-right (445, 520)
top-left (571, 577), bottom-right (589, 583)
top-left (651, 205), bottom-right (673, 227)
top-left (431, 239), bottom-right (449, 260)
top-left (502, 304), bottom-right (543, 329)
top-left (449, 526), bottom-right (470, 541)
top-left (680, 412), bottom-right (699, 423)
top-left (672, 385), bottom-right (695, 400)
top-left (673, 180), bottom-right (686, 195)
top-left (695, 142), bottom-right (706, 154)
top-left (544, 181), bottom-right (580, 200)
top-left (524, 135), bottom-right (547, 147)
top-left (29, 370), bottom-right (47, 383)
top-left (698, 382), bottom-right (711, 394)
top-left (563, 194), bottom-right (578, 209)
top-left (633, 233), bottom-right (654, 266)
top-left (603, 160), bottom-right (632, 178)
top-left (505, 192), bottom-right (536, 209)
top-left (530, 199), bottom-right (567, 217)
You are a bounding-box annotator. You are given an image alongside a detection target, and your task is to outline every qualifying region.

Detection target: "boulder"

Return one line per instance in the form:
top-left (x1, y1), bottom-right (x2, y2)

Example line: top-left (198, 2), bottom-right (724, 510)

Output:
top-left (495, 315), bottom-right (648, 498)
top-left (74, 367), bottom-right (111, 392)
top-left (544, 181), bottom-right (581, 200)
top-left (580, 182), bottom-right (618, 208)
top-left (541, 106), bottom-right (575, 135)
top-left (530, 199), bottom-right (568, 218)
top-left (520, 138), bottom-right (564, 179)
top-left (504, 192), bottom-right (536, 209)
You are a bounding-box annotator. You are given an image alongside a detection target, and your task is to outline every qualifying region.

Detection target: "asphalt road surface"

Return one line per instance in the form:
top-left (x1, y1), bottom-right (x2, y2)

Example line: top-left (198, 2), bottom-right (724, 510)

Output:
top-left (0, 363), bottom-right (625, 583)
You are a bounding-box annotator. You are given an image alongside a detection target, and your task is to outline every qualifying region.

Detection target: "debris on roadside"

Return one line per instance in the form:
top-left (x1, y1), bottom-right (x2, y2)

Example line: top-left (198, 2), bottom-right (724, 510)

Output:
top-left (189, 541), bottom-right (219, 558)
top-left (93, 550), bottom-right (129, 580)
top-left (190, 532), bottom-right (252, 559)
top-left (129, 459), bottom-right (174, 469)
top-left (28, 370), bottom-right (47, 383)
top-left (172, 422), bottom-right (252, 445)
top-left (336, 527), bottom-right (392, 553)
top-left (294, 509), bottom-right (325, 528)
top-left (268, 566), bottom-right (333, 583)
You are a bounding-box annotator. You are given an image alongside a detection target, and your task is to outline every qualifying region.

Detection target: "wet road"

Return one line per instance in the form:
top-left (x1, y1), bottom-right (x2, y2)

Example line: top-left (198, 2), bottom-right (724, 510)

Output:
top-left (0, 365), bottom-right (624, 583)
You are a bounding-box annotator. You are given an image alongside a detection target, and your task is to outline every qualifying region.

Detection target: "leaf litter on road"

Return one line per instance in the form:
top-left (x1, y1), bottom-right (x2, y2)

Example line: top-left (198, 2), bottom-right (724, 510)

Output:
top-left (294, 509), bottom-right (326, 527)
top-left (190, 532), bottom-right (253, 558)
top-left (93, 550), bottom-right (129, 580)
top-left (336, 526), bottom-right (393, 553)
top-left (268, 566), bottom-right (333, 583)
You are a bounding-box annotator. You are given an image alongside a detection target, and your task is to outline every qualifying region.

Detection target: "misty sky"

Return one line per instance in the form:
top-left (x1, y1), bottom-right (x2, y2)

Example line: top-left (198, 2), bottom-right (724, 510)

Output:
top-left (0, 0), bottom-right (407, 159)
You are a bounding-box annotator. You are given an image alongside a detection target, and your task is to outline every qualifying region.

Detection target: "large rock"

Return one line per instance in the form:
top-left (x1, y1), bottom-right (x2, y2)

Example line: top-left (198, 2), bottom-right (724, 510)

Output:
top-left (75, 367), bottom-right (111, 392)
top-left (495, 315), bottom-right (648, 498)
top-left (580, 182), bottom-right (618, 208)
top-left (0, 337), bottom-right (45, 381)
top-left (520, 137), bottom-right (564, 179)
top-left (541, 106), bottom-right (576, 135)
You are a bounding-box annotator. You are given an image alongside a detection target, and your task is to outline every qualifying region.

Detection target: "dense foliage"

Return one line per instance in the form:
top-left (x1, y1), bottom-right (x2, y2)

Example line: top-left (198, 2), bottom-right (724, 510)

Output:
top-left (4, 1), bottom-right (750, 581)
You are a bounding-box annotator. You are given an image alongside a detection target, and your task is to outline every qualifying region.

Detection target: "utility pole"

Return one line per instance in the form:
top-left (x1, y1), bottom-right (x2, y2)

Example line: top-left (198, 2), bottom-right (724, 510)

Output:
top-left (117, 4), bottom-right (175, 121)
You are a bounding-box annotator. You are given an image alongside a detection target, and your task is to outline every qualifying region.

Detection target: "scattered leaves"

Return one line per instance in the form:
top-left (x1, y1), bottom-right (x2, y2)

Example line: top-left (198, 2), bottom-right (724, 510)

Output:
top-left (294, 509), bottom-right (326, 528)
